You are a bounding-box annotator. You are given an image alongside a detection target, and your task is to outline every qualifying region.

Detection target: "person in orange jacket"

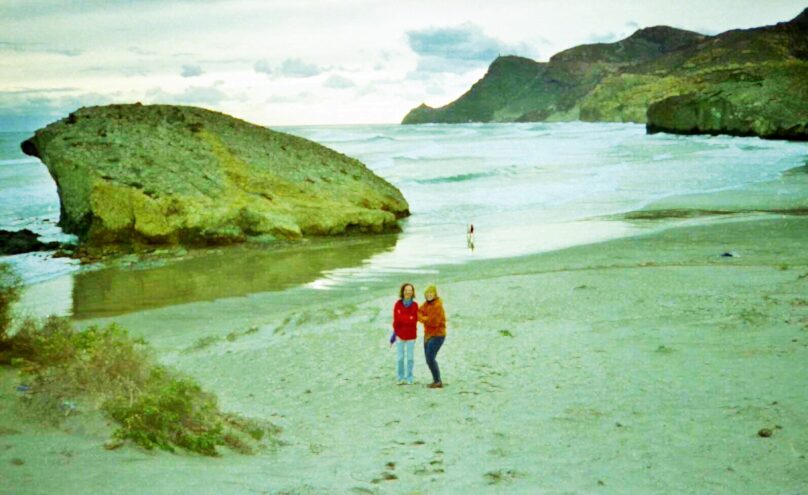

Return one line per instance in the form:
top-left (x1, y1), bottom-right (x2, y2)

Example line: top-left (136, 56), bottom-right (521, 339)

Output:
top-left (392, 282), bottom-right (418, 385)
top-left (418, 284), bottom-right (446, 388)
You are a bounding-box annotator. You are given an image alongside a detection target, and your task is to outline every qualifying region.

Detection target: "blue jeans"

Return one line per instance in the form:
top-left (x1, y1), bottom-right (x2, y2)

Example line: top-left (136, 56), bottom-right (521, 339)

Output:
top-left (396, 339), bottom-right (415, 383)
top-left (424, 336), bottom-right (445, 383)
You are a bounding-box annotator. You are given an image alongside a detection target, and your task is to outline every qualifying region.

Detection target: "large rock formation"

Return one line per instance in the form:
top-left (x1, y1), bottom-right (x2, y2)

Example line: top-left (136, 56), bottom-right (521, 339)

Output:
top-left (401, 26), bottom-right (706, 124)
top-left (21, 104), bottom-right (409, 249)
top-left (644, 10), bottom-right (808, 140)
top-left (402, 8), bottom-right (808, 140)
top-left (646, 76), bottom-right (808, 140)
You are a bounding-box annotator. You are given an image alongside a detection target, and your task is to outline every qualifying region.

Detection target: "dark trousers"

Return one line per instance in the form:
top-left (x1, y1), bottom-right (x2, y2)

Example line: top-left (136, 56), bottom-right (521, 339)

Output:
top-left (424, 336), bottom-right (445, 383)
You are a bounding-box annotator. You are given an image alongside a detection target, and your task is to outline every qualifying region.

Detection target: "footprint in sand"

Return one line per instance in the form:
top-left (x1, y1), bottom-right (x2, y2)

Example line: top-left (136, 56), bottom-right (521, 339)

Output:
top-left (484, 469), bottom-right (521, 485)
top-left (428, 454), bottom-right (445, 474)
top-left (369, 459), bottom-right (400, 485)
top-left (488, 447), bottom-right (507, 457)
top-left (371, 470), bottom-right (398, 484)
top-left (413, 449), bottom-right (445, 477)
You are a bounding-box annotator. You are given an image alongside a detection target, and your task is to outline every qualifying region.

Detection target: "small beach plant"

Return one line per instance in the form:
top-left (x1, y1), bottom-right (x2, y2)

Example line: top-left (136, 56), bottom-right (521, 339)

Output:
top-left (0, 263), bottom-right (21, 340)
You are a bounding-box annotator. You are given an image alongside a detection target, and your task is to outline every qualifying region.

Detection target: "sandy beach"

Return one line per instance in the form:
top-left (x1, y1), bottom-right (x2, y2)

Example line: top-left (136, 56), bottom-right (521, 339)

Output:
top-left (1, 168), bottom-right (807, 494)
top-left (3, 1), bottom-right (808, 492)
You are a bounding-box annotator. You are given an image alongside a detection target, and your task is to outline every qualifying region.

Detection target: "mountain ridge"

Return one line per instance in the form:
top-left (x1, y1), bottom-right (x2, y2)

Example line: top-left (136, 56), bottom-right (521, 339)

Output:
top-left (402, 8), bottom-right (808, 140)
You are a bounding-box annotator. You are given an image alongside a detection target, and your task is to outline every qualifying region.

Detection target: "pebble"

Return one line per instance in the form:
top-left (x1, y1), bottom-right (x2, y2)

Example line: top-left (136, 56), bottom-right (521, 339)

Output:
top-left (103, 439), bottom-right (125, 450)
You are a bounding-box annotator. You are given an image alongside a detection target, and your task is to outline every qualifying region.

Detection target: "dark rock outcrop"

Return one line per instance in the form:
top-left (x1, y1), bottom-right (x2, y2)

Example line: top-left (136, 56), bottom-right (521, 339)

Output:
top-left (0, 229), bottom-right (61, 255)
top-left (646, 87), bottom-right (808, 140)
top-left (22, 104), bottom-right (410, 250)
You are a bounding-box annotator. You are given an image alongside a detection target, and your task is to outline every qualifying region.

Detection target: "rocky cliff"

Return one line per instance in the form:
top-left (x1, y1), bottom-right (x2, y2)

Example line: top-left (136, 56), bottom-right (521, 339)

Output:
top-left (402, 8), bottom-right (808, 140)
top-left (22, 104), bottom-right (409, 250)
top-left (402, 26), bottom-right (706, 124)
top-left (643, 9), bottom-right (808, 139)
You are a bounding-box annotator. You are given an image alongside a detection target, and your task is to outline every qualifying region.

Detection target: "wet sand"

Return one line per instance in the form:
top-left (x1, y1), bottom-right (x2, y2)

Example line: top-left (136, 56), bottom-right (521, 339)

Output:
top-left (1, 172), bottom-right (807, 494)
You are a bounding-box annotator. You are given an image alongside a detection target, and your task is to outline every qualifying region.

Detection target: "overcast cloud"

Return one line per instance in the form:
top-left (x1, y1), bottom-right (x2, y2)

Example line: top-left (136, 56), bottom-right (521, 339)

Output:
top-left (180, 65), bottom-right (204, 78)
top-left (0, 0), bottom-right (804, 126)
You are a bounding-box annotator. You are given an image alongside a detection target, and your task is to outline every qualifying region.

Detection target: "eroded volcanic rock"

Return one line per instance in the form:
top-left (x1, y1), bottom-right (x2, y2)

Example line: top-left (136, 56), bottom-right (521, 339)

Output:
top-left (21, 104), bottom-right (410, 249)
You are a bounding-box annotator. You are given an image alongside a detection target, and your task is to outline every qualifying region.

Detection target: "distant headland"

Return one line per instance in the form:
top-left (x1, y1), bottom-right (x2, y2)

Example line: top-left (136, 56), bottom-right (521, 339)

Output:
top-left (402, 8), bottom-right (808, 141)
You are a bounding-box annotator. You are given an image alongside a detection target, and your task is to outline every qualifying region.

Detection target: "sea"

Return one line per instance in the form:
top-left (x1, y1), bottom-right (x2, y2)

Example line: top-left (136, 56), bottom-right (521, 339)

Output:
top-left (1, 122), bottom-right (806, 317)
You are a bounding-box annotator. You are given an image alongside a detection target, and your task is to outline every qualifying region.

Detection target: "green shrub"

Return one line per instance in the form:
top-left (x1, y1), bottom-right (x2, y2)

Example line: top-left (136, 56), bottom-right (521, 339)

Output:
top-left (11, 315), bottom-right (276, 455)
top-left (104, 366), bottom-right (277, 455)
top-left (11, 318), bottom-right (150, 400)
top-left (1, 263), bottom-right (276, 456)
top-left (0, 263), bottom-right (22, 339)
top-left (104, 366), bottom-right (225, 455)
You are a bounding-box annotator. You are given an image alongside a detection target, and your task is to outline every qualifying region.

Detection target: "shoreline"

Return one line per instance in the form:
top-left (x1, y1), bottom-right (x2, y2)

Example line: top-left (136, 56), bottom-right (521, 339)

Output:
top-left (13, 217), bottom-right (644, 322)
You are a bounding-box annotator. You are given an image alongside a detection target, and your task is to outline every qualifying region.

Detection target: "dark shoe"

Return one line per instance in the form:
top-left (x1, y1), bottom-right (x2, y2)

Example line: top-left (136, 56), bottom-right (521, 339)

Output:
top-left (427, 382), bottom-right (443, 389)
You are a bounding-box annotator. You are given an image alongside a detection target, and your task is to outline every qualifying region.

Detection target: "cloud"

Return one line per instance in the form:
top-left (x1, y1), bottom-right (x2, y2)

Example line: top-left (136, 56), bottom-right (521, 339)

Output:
top-left (128, 46), bottom-right (156, 56)
top-left (253, 58), bottom-right (325, 78)
top-left (323, 75), bottom-right (356, 89)
top-left (277, 58), bottom-right (323, 78)
top-left (181, 64), bottom-right (204, 77)
top-left (80, 65), bottom-right (152, 77)
top-left (0, 84), bottom-right (235, 123)
top-left (586, 22), bottom-right (643, 44)
top-left (0, 0), bottom-right (228, 21)
top-left (406, 23), bottom-right (518, 75)
top-left (404, 23), bottom-right (541, 76)
top-left (266, 92), bottom-right (312, 104)
top-left (0, 87), bottom-right (79, 95)
top-left (254, 59), bottom-right (272, 75)
top-left (146, 84), bottom-right (231, 105)
top-left (407, 23), bottom-right (501, 62)
top-left (0, 41), bottom-right (82, 56)
top-left (586, 32), bottom-right (623, 44)
top-left (0, 89), bottom-right (115, 117)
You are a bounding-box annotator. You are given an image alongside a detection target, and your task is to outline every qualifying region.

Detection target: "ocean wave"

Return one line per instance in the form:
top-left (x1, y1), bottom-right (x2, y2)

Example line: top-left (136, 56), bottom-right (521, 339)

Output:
top-left (414, 171), bottom-right (498, 184)
top-left (393, 155), bottom-right (479, 163)
top-left (3, 251), bottom-right (80, 285)
top-left (294, 132), bottom-right (396, 145)
top-left (524, 124), bottom-right (551, 132)
top-left (0, 158), bottom-right (39, 166)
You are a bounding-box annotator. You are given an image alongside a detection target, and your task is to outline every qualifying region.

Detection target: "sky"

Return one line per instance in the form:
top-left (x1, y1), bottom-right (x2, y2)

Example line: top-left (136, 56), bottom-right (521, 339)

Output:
top-left (0, 0), bottom-right (805, 128)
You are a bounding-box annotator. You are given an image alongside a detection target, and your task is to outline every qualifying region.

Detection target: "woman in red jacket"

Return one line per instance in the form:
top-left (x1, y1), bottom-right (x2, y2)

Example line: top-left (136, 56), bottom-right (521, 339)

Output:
top-left (391, 282), bottom-right (418, 384)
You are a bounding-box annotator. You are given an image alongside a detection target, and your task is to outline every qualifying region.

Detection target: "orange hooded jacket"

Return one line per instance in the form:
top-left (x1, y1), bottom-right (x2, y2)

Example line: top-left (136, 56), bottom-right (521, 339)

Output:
top-left (418, 297), bottom-right (446, 343)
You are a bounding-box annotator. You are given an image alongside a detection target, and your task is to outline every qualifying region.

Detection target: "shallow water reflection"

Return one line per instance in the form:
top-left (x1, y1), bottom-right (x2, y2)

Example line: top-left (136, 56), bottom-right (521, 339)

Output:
top-left (70, 234), bottom-right (398, 319)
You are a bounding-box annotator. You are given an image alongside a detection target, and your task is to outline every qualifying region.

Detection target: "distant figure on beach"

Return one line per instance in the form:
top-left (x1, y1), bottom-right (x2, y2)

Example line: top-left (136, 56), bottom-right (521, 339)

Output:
top-left (391, 282), bottom-right (418, 385)
top-left (466, 224), bottom-right (475, 250)
top-left (418, 284), bottom-right (446, 389)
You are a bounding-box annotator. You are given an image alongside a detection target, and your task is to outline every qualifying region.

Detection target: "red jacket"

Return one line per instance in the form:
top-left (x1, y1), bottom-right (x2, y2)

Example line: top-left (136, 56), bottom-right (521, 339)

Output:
top-left (392, 299), bottom-right (419, 340)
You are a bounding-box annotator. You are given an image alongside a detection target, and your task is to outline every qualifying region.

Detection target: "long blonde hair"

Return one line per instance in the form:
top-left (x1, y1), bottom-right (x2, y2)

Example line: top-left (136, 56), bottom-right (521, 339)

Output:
top-left (424, 284), bottom-right (438, 298)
